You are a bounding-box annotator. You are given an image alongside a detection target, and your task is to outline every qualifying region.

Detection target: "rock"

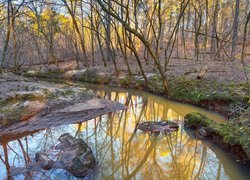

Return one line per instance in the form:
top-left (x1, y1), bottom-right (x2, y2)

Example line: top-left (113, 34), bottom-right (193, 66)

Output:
top-left (59, 99), bottom-right (105, 113)
top-left (11, 133), bottom-right (96, 177)
top-left (184, 113), bottom-right (216, 139)
top-left (64, 69), bottom-right (87, 80)
top-left (81, 67), bottom-right (113, 84)
top-left (196, 127), bottom-right (208, 138)
top-left (55, 133), bottom-right (96, 177)
top-left (35, 152), bottom-right (53, 170)
top-left (184, 113), bottom-right (210, 129)
top-left (136, 121), bottom-right (179, 134)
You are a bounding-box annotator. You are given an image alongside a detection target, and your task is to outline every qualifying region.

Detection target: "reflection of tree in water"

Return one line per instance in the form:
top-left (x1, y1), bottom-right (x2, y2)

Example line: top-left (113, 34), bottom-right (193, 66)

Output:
top-left (1, 139), bottom-right (35, 179)
top-left (73, 90), bottom-right (230, 179)
top-left (0, 128), bottom-right (65, 179)
top-left (0, 89), bottom-right (244, 179)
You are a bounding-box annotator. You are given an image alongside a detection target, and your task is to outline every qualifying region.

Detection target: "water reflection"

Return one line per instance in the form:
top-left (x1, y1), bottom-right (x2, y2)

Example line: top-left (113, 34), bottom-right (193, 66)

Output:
top-left (0, 85), bottom-right (249, 180)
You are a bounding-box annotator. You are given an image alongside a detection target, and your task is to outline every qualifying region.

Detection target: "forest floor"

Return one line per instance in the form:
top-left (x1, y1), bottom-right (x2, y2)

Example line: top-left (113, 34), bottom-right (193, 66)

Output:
top-left (31, 57), bottom-right (250, 83)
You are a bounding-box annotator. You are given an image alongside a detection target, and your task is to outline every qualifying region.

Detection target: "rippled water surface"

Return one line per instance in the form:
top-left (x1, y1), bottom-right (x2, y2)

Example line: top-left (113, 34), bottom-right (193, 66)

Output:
top-left (0, 82), bottom-right (249, 179)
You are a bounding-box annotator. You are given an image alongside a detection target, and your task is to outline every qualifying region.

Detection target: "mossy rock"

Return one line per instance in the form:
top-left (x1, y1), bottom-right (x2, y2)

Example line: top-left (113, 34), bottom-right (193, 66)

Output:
top-left (184, 113), bottom-right (215, 129)
top-left (120, 76), bottom-right (144, 88)
top-left (0, 104), bottom-right (25, 127)
top-left (80, 67), bottom-right (113, 84)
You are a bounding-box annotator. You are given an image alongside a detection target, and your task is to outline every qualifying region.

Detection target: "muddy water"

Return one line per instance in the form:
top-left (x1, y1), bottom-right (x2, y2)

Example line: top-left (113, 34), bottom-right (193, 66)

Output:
top-left (0, 83), bottom-right (249, 179)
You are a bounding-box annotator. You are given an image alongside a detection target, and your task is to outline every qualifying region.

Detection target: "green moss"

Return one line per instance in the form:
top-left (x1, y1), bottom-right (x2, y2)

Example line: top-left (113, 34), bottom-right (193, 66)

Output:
top-left (0, 104), bottom-right (25, 127)
top-left (24, 69), bottom-right (64, 78)
top-left (218, 123), bottom-right (250, 150)
top-left (15, 93), bottom-right (45, 101)
top-left (148, 75), bottom-right (165, 94)
top-left (168, 77), bottom-right (249, 104)
top-left (0, 88), bottom-right (76, 127)
top-left (120, 75), bottom-right (165, 93)
top-left (47, 89), bottom-right (74, 99)
top-left (184, 113), bottom-right (213, 128)
top-left (236, 108), bottom-right (250, 125)
top-left (120, 76), bottom-right (134, 87)
top-left (120, 76), bottom-right (144, 88)
top-left (169, 78), bottom-right (210, 102)
top-left (0, 101), bottom-right (5, 107)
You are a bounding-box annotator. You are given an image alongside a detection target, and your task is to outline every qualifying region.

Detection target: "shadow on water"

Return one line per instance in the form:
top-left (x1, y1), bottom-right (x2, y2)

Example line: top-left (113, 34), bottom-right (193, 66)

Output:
top-left (0, 81), bottom-right (249, 179)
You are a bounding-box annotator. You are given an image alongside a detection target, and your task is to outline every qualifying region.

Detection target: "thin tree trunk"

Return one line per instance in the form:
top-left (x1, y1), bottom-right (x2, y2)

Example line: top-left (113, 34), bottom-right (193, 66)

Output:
top-left (90, 0), bottom-right (95, 66)
top-left (105, 0), bottom-right (112, 62)
top-left (210, 0), bottom-right (219, 60)
top-left (62, 0), bottom-right (89, 68)
top-left (241, 10), bottom-right (250, 83)
top-left (231, 0), bottom-right (240, 60)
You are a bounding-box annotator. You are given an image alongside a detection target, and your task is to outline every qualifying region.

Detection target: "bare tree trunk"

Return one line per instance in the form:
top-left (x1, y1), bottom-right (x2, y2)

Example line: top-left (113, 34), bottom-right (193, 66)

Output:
top-left (241, 9), bottom-right (250, 83)
top-left (114, 22), bottom-right (132, 75)
top-left (126, 33), bottom-right (149, 86)
top-left (231, 0), bottom-right (240, 60)
top-left (203, 0), bottom-right (208, 51)
top-left (1, 20), bottom-right (12, 68)
top-left (194, 2), bottom-right (202, 61)
top-left (105, 0), bottom-right (112, 62)
top-left (62, 0), bottom-right (89, 68)
top-left (96, 27), bottom-right (107, 67)
top-left (210, 0), bottom-right (219, 60)
top-left (1, 0), bottom-right (12, 68)
top-left (90, 0), bottom-right (95, 66)
top-left (186, 3), bottom-right (191, 39)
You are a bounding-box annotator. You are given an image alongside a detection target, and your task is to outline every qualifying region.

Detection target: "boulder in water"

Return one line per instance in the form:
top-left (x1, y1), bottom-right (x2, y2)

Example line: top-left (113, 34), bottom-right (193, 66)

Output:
top-left (11, 133), bottom-right (96, 178)
top-left (35, 152), bottom-right (53, 170)
top-left (55, 133), bottom-right (96, 177)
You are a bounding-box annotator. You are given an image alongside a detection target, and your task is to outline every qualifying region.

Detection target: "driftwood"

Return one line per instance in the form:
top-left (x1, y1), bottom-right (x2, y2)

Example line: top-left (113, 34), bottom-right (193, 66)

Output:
top-left (197, 65), bottom-right (208, 79)
top-left (184, 68), bottom-right (198, 75)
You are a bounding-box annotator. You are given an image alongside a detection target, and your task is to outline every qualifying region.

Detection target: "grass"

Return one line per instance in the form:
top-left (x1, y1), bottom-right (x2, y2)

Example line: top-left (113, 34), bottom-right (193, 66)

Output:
top-left (119, 75), bottom-right (249, 106)
top-left (169, 77), bottom-right (249, 103)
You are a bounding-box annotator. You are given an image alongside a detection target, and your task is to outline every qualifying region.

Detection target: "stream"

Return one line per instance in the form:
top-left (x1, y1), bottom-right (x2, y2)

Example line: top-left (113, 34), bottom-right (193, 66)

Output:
top-left (0, 81), bottom-right (249, 180)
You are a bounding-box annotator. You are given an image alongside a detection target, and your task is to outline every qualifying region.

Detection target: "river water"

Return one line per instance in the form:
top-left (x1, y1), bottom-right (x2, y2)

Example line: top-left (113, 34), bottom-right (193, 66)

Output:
top-left (0, 82), bottom-right (249, 180)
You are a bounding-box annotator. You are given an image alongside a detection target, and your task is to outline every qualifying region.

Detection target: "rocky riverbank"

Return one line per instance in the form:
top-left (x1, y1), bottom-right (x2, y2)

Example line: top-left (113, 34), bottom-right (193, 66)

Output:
top-left (0, 72), bottom-right (125, 142)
